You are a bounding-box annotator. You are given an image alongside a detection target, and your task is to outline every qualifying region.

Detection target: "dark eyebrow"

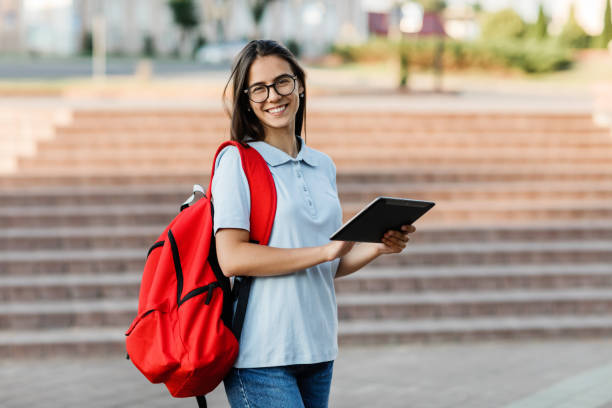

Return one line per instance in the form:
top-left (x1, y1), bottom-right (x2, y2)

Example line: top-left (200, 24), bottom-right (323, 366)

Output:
top-left (248, 73), bottom-right (293, 88)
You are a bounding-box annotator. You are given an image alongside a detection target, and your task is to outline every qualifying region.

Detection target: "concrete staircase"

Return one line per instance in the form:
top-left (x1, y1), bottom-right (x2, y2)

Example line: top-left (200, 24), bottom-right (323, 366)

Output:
top-left (1, 109), bottom-right (611, 357)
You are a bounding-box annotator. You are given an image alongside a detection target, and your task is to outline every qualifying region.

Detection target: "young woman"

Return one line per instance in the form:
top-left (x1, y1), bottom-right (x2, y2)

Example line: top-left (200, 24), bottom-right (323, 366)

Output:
top-left (213, 40), bottom-right (416, 408)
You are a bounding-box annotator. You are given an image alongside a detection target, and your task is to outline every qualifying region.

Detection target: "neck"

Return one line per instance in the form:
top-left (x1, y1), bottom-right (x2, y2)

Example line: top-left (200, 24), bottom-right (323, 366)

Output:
top-left (264, 127), bottom-right (298, 158)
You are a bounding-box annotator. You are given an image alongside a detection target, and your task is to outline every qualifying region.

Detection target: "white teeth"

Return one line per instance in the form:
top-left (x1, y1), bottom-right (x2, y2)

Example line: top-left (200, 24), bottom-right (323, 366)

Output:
top-left (268, 105), bottom-right (287, 114)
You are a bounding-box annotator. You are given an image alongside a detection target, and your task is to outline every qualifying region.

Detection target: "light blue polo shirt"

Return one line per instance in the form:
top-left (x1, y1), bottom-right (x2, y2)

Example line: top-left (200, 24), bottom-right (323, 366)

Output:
top-left (211, 138), bottom-right (343, 368)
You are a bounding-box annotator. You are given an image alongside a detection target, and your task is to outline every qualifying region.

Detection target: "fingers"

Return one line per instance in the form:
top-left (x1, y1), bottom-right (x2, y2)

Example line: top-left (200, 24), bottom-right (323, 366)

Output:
top-left (381, 225), bottom-right (416, 252)
top-left (382, 232), bottom-right (408, 250)
top-left (401, 224), bottom-right (416, 233)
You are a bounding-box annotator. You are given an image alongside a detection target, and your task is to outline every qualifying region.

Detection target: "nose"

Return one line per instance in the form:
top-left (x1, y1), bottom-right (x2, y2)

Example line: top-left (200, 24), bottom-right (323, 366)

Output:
top-left (267, 86), bottom-right (281, 102)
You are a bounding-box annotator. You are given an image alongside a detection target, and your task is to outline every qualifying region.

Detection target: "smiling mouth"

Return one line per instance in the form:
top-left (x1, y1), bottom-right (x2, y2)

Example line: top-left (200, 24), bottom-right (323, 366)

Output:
top-left (266, 104), bottom-right (288, 115)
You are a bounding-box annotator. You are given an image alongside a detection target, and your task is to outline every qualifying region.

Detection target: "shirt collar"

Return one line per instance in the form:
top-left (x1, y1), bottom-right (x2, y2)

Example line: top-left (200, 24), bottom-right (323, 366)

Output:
top-left (249, 137), bottom-right (319, 167)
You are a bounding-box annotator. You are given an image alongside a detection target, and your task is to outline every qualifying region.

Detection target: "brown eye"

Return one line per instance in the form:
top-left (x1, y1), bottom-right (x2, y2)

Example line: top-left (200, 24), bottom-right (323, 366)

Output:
top-left (250, 85), bottom-right (267, 97)
top-left (274, 76), bottom-right (295, 95)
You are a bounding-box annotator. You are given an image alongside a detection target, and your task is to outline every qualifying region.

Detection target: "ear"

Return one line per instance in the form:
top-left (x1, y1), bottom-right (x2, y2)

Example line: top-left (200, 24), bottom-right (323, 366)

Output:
top-left (297, 80), bottom-right (305, 95)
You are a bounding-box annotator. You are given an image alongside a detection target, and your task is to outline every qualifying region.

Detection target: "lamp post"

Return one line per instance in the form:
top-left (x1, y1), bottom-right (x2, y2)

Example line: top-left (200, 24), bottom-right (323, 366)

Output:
top-left (92, 13), bottom-right (106, 80)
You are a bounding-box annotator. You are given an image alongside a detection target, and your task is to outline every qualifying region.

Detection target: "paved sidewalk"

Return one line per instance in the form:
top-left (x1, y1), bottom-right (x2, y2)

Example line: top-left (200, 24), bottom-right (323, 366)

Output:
top-left (3, 339), bottom-right (612, 408)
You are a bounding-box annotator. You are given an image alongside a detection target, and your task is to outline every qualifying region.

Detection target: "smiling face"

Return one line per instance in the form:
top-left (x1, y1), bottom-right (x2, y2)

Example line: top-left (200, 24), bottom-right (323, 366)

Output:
top-left (247, 55), bottom-right (304, 138)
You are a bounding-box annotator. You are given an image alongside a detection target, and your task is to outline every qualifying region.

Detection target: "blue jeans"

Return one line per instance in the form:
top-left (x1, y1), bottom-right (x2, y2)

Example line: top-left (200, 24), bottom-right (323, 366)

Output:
top-left (224, 361), bottom-right (334, 408)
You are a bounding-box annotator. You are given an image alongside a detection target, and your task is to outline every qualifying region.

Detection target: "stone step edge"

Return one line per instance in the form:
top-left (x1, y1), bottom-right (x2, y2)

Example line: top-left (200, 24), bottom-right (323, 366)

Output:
top-left (0, 273), bottom-right (142, 287)
top-left (1, 264), bottom-right (611, 288)
top-left (4, 220), bottom-right (612, 238)
top-left (3, 199), bottom-right (612, 215)
top-left (338, 315), bottom-right (612, 334)
top-left (2, 314), bottom-right (612, 346)
top-left (4, 180), bottom-right (612, 196)
top-left (4, 289), bottom-right (612, 313)
top-left (335, 289), bottom-right (612, 304)
top-left (0, 327), bottom-right (125, 345)
top-left (351, 264), bottom-right (612, 279)
top-left (2, 241), bottom-right (611, 262)
top-left (6, 166), bottom-right (612, 178)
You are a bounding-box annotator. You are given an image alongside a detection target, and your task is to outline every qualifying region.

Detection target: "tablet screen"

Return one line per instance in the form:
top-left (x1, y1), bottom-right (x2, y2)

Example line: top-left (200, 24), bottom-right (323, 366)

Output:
top-left (330, 197), bottom-right (435, 243)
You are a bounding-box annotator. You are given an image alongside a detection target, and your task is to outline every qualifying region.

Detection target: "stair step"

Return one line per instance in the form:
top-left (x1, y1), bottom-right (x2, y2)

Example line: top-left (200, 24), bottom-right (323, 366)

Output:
top-left (47, 131), bottom-right (612, 148)
top-left (336, 289), bottom-right (612, 319)
top-left (3, 181), bottom-right (612, 207)
top-left (0, 273), bottom-right (141, 301)
top-left (0, 327), bottom-right (125, 358)
top-left (0, 248), bottom-right (144, 275)
top-left (0, 225), bottom-right (160, 250)
top-left (4, 165), bottom-right (612, 188)
top-left (0, 204), bottom-right (177, 228)
top-left (373, 241), bottom-right (612, 266)
top-left (3, 314), bottom-right (612, 358)
top-left (2, 241), bottom-right (611, 275)
top-left (0, 299), bottom-right (137, 329)
top-left (3, 288), bottom-right (612, 330)
top-left (18, 148), bottom-right (612, 165)
top-left (2, 222), bottom-right (612, 250)
top-left (336, 264), bottom-right (612, 293)
top-left (337, 315), bottom-right (612, 344)
top-left (3, 264), bottom-right (610, 302)
top-left (3, 199), bottom-right (612, 228)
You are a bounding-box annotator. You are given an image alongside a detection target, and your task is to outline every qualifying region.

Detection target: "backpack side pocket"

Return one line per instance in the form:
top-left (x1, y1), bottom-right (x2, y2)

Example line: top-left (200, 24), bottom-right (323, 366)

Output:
top-left (125, 299), bottom-right (183, 384)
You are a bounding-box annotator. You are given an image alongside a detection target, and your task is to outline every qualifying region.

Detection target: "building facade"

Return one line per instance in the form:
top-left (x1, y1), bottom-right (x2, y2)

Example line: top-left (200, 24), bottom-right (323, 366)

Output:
top-left (0, 0), bottom-right (369, 58)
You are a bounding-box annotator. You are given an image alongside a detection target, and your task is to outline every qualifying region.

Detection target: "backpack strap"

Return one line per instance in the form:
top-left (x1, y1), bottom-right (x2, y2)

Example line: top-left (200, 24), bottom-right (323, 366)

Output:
top-left (194, 141), bottom-right (276, 407)
top-left (208, 141), bottom-right (277, 340)
top-left (208, 141), bottom-right (276, 246)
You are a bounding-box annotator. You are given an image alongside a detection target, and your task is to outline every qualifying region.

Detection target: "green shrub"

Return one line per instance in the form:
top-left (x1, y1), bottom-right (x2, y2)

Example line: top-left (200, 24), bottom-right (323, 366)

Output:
top-left (485, 40), bottom-right (572, 73)
top-left (330, 37), bottom-right (573, 74)
top-left (330, 37), bottom-right (397, 63)
top-left (480, 9), bottom-right (527, 40)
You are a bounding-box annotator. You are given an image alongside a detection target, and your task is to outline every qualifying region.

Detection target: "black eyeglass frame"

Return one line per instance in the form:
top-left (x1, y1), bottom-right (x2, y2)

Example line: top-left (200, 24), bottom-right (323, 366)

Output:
top-left (243, 74), bottom-right (298, 103)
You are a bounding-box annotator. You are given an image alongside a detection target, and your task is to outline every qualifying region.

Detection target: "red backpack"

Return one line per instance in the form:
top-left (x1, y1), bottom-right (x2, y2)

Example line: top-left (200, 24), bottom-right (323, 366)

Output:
top-left (125, 141), bottom-right (276, 407)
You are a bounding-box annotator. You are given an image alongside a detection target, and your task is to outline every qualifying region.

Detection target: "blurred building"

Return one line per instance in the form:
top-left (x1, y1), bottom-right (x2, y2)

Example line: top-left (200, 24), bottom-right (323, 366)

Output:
top-left (0, 0), bottom-right (369, 58)
top-left (0, 0), bottom-right (22, 53)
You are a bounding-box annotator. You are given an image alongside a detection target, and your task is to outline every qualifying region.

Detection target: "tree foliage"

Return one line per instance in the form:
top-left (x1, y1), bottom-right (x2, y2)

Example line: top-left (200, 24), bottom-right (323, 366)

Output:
top-left (415, 0), bottom-right (446, 13)
top-left (251, 0), bottom-right (276, 25)
top-left (167, 0), bottom-right (200, 58)
top-left (480, 9), bottom-right (526, 40)
top-left (534, 4), bottom-right (548, 39)
top-left (168, 0), bottom-right (199, 30)
top-left (558, 4), bottom-right (590, 49)
top-left (599, 0), bottom-right (612, 48)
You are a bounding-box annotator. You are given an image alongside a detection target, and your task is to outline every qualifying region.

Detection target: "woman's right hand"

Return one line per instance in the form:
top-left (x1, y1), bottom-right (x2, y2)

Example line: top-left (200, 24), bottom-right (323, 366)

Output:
top-left (325, 240), bottom-right (355, 262)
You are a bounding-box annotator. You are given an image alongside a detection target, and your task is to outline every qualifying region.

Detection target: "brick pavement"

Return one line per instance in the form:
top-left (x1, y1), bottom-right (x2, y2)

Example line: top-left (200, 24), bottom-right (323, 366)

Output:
top-left (3, 340), bottom-right (612, 408)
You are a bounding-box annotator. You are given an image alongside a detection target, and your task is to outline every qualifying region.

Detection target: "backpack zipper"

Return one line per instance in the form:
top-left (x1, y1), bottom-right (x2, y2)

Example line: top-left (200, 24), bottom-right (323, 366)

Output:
top-left (178, 281), bottom-right (220, 307)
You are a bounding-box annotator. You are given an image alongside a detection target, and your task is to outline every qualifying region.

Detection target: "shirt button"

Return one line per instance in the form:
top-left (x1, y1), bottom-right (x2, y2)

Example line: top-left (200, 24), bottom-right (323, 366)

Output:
top-left (308, 200), bottom-right (313, 206)
top-left (296, 172), bottom-right (302, 178)
top-left (303, 186), bottom-right (308, 191)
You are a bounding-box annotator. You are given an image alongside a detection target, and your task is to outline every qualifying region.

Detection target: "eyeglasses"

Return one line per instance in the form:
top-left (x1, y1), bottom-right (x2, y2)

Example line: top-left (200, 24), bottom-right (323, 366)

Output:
top-left (244, 74), bottom-right (297, 103)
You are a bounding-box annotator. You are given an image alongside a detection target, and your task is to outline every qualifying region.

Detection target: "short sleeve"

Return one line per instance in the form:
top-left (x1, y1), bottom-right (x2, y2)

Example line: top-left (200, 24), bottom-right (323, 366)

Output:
top-left (328, 156), bottom-right (338, 194)
top-left (211, 146), bottom-right (251, 235)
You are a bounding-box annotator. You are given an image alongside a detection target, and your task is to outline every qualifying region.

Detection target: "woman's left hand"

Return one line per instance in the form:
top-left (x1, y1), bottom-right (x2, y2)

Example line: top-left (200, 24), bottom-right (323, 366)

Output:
top-left (376, 224), bottom-right (416, 255)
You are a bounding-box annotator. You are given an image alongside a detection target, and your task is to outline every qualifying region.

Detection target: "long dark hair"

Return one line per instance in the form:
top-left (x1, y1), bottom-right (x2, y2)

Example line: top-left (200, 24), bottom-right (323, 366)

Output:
top-left (223, 40), bottom-right (306, 143)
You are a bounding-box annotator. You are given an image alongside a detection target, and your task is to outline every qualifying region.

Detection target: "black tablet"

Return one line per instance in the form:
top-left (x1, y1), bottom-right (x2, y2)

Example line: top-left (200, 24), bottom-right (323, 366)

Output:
top-left (330, 197), bottom-right (435, 243)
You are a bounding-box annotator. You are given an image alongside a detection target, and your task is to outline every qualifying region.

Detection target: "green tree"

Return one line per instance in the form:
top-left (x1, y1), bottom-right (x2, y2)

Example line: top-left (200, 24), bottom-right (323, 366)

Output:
top-left (398, 40), bottom-right (411, 90)
top-left (480, 9), bottom-right (526, 40)
top-left (250, 0), bottom-right (278, 38)
top-left (168, 0), bottom-right (200, 57)
top-left (599, 0), bottom-right (612, 48)
top-left (558, 4), bottom-right (590, 49)
top-left (416, 0), bottom-right (446, 12)
top-left (534, 3), bottom-right (548, 40)
top-left (81, 31), bottom-right (93, 56)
